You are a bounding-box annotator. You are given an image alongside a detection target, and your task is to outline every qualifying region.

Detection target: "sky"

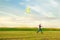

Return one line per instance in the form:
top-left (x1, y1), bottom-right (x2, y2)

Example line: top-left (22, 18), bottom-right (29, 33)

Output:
top-left (0, 0), bottom-right (60, 28)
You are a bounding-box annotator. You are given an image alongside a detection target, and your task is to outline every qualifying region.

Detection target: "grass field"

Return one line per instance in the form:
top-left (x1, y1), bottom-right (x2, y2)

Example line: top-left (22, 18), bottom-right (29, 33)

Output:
top-left (0, 28), bottom-right (60, 31)
top-left (0, 28), bottom-right (60, 40)
top-left (0, 31), bottom-right (60, 40)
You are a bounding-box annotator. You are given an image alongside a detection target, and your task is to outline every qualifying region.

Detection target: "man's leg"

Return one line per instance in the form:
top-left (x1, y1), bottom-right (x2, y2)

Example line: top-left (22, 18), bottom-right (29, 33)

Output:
top-left (40, 28), bottom-right (43, 34)
top-left (37, 28), bottom-right (43, 33)
top-left (37, 29), bottom-right (40, 33)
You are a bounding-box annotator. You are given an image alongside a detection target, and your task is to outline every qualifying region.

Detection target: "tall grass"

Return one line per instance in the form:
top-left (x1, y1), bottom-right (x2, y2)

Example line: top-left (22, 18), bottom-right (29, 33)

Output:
top-left (0, 28), bottom-right (60, 31)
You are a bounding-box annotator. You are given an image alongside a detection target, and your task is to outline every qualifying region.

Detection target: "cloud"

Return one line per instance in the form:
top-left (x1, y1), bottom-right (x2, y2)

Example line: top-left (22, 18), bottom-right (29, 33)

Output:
top-left (50, 0), bottom-right (58, 7)
top-left (0, 14), bottom-right (60, 28)
top-left (19, 2), bottom-right (25, 5)
top-left (28, 5), bottom-right (55, 17)
top-left (0, 11), bottom-right (18, 17)
top-left (0, 16), bottom-right (40, 28)
top-left (0, 6), bottom-right (23, 17)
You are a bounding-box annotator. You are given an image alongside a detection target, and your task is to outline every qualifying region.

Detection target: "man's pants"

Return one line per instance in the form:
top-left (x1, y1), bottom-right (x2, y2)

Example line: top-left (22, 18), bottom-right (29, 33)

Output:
top-left (37, 28), bottom-right (43, 33)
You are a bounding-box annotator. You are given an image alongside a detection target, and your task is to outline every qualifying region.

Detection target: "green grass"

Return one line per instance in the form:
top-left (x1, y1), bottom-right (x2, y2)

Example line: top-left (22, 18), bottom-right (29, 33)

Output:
top-left (0, 28), bottom-right (60, 40)
top-left (0, 31), bottom-right (60, 40)
top-left (0, 28), bottom-right (60, 31)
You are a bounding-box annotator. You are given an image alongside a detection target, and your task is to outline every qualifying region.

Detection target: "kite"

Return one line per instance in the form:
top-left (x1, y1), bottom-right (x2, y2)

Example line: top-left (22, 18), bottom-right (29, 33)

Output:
top-left (26, 6), bottom-right (30, 14)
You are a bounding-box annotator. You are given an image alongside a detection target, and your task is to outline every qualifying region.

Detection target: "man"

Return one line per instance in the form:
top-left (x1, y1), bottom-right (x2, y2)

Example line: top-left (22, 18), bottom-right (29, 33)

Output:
top-left (37, 24), bottom-right (43, 33)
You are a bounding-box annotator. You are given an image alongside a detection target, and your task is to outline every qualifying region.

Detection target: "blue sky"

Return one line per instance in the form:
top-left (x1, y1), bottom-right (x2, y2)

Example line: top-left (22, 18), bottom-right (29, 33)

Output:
top-left (0, 0), bottom-right (60, 28)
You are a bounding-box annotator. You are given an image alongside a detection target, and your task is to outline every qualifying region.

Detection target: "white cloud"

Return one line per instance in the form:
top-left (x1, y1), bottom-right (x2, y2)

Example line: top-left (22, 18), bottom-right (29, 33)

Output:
top-left (50, 0), bottom-right (58, 7)
top-left (47, 12), bottom-right (55, 17)
top-left (29, 5), bottom-right (55, 17)
top-left (0, 11), bottom-right (18, 17)
top-left (0, 6), bottom-right (23, 17)
top-left (0, 16), bottom-right (40, 28)
top-left (19, 2), bottom-right (25, 5)
top-left (0, 16), bottom-right (60, 28)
